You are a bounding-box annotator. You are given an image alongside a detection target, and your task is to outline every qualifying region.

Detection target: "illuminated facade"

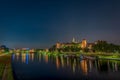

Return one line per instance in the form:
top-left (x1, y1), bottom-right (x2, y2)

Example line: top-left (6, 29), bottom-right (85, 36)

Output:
top-left (56, 38), bottom-right (91, 49)
top-left (56, 42), bottom-right (61, 49)
top-left (81, 39), bottom-right (87, 49)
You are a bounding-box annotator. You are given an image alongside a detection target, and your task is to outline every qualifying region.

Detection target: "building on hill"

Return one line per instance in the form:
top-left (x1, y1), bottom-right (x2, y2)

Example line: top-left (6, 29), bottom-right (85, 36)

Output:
top-left (55, 38), bottom-right (94, 50)
top-left (81, 39), bottom-right (87, 49)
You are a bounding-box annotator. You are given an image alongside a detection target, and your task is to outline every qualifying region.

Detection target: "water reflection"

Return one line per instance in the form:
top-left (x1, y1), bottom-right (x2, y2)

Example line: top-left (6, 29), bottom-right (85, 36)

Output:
top-left (12, 54), bottom-right (15, 60)
top-left (45, 55), bottom-right (48, 63)
top-left (39, 53), bottom-right (41, 62)
top-left (22, 53), bottom-right (26, 63)
top-left (31, 53), bottom-right (34, 61)
top-left (115, 62), bottom-right (118, 71)
top-left (16, 53), bottom-right (20, 61)
top-left (73, 59), bottom-right (76, 73)
top-left (67, 57), bottom-right (69, 66)
top-left (88, 60), bottom-right (92, 72)
top-left (13, 53), bottom-right (120, 75)
top-left (61, 56), bottom-right (64, 68)
top-left (28, 53), bottom-right (34, 62)
top-left (56, 56), bottom-right (60, 69)
top-left (26, 54), bottom-right (29, 64)
top-left (80, 60), bottom-right (88, 75)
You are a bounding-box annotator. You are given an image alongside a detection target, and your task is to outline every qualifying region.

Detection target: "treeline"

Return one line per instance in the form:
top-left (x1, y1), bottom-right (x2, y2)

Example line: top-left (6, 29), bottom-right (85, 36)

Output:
top-left (92, 41), bottom-right (120, 53)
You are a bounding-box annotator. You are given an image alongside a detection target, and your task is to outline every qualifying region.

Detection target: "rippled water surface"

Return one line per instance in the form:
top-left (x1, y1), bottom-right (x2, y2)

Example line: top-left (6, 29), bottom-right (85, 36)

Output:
top-left (12, 53), bottom-right (120, 80)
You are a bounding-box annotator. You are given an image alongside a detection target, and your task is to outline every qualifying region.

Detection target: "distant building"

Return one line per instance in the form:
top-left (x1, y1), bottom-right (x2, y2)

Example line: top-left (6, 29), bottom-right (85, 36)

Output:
top-left (87, 43), bottom-right (94, 50)
top-left (81, 39), bottom-right (87, 49)
top-left (56, 42), bottom-right (61, 49)
top-left (55, 38), bottom-right (93, 49)
top-left (72, 37), bottom-right (76, 43)
top-left (94, 40), bottom-right (107, 44)
top-left (45, 48), bottom-right (49, 52)
top-left (0, 45), bottom-right (7, 49)
top-left (0, 45), bottom-right (9, 53)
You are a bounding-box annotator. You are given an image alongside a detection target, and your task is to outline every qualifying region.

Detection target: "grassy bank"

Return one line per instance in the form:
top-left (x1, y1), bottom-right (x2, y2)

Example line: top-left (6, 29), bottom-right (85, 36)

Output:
top-left (40, 51), bottom-right (120, 59)
top-left (0, 63), bottom-right (5, 79)
top-left (6, 64), bottom-right (14, 80)
top-left (0, 53), bottom-right (14, 80)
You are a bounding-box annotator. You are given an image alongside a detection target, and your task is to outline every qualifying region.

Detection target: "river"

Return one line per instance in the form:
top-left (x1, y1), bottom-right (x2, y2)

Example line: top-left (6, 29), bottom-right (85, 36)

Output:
top-left (11, 53), bottom-right (120, 80)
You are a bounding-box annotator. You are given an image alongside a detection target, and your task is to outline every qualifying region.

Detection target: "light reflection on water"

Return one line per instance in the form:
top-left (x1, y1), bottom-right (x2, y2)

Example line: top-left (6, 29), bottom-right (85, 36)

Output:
top-left (12, 53), bottom-right (120, 79)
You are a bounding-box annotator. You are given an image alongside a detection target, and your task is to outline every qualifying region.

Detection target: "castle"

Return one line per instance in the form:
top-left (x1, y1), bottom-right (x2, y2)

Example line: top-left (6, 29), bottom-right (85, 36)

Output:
top-left (56, 38), bottom-right (93, 50)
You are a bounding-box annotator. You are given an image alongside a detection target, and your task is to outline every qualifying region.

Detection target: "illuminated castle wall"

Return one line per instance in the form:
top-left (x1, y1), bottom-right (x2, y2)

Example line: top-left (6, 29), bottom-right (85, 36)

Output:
top-left (56, 38), bottom-right (88, 49)
top-left (81, 39), bottom-right (87, 49)
top-left (56, 42), bottom-right (61, 49)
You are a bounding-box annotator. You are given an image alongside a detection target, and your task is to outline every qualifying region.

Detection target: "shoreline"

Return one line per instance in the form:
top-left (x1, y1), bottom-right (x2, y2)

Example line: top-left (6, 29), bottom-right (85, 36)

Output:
top-left (0, 54), bottom-right (8, 57)
top-left (41, 51), bottom-right (120, 60)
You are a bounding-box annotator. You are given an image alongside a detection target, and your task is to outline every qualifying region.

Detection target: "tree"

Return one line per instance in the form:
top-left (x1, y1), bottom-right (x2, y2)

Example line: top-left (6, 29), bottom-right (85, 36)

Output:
top-left (93, 41), bottom-right (120, 53)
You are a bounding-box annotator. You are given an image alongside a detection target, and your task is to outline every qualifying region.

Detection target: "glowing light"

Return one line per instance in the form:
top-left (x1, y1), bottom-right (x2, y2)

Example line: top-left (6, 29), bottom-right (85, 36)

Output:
top-left (80, 60), bottom-right (88, 75)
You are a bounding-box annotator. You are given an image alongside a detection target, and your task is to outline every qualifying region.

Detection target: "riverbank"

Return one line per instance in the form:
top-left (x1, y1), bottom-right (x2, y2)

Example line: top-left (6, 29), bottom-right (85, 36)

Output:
top-left (0, 53), bottom-right (14, 80)
top-left (15, 51), bottom-right (120, 60)
top-left (39, 51), bottom-right (120, 60)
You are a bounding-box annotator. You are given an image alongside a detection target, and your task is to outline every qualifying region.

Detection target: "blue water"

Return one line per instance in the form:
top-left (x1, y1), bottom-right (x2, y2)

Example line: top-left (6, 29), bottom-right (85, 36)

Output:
top-left (12, 53), bottom-right (120, 80)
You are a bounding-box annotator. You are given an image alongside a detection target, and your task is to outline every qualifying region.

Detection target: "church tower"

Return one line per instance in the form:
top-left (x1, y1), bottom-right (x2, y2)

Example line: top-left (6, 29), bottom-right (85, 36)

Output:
top-left (72, 37), bottom-right (75, 43)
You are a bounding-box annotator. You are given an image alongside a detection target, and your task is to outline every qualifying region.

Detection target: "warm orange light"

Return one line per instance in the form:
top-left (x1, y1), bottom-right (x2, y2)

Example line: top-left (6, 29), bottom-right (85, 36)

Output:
top-left (81, 39), bottom-right (87, 49)
top-left (56, 56), bottom-right (60, 69)
top-left (16, 53), bottom-right (19, 61)
top-left (22, 53), bottom-right (26, 63)
top-left (45, 55), bottom-right (48, 63)
top-left (80, 60), bottom-right (88, 75)
top-left (31, 53), bottom-right (34, 61)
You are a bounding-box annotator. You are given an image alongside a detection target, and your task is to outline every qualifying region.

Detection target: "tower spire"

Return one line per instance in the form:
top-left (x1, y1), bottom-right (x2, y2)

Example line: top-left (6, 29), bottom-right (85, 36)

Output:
top-left (72, 37), bottom-right (75, 43)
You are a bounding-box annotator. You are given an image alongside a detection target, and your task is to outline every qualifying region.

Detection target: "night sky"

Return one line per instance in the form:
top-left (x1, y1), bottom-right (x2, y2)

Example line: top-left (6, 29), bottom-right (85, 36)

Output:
top-left (0, 0), bottom-right (120, 48)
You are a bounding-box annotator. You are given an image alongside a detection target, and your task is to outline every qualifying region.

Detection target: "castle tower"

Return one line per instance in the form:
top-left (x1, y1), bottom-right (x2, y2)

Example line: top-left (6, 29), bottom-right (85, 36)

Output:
top-left (72, 37), bottom-right (75, 43)
top-left (81, 39), bottom-right (87, 49)
top-left (56, 42), bottom-right (61, 49)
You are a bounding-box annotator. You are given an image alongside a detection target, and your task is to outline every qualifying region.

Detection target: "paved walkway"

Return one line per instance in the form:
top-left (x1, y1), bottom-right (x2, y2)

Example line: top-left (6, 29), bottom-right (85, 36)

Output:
top-left (0, 53), bottom-right (9, 80)
top-left (2, 64), bottom-right (8, 80)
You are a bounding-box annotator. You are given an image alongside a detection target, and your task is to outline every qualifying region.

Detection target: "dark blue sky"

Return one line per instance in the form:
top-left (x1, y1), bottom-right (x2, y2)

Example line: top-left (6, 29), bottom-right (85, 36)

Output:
top-left (0, 0), bottom-right (120, 48)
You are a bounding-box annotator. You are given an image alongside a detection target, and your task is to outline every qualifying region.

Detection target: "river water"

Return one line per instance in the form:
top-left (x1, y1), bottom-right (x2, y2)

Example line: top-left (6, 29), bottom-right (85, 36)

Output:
top-left (11, 53), bottom-right (120, 80)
